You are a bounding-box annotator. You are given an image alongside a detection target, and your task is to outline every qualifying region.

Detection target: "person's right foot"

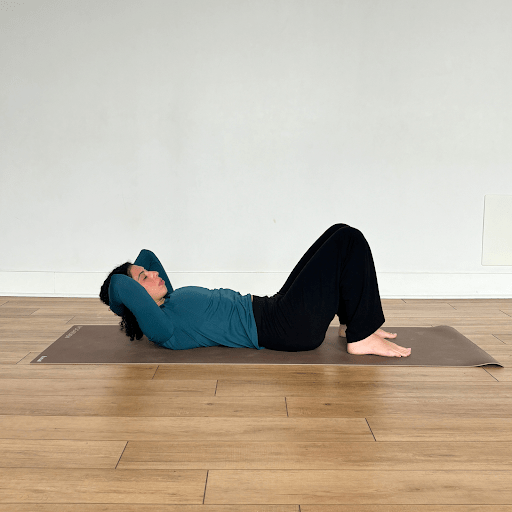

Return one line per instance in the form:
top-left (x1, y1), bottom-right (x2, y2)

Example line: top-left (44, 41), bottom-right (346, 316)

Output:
top-left (346, 329), bottom-right (411, 357)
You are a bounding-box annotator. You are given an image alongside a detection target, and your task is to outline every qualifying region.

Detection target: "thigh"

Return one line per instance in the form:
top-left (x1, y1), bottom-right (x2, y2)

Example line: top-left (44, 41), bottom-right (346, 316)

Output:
top-left (264, 229), bottom-right (352, 350)
top-left (256, 295), bottom-right (326, 352)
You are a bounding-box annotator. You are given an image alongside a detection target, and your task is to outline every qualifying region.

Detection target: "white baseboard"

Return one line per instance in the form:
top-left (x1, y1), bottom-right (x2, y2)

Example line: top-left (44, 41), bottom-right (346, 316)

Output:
top-left (0, 271), bottom-right (511, 299)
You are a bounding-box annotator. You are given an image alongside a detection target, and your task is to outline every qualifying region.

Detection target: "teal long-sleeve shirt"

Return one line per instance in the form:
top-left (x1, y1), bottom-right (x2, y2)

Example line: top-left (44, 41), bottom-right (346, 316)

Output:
top-left (108, 249), bottom-right (260, 350)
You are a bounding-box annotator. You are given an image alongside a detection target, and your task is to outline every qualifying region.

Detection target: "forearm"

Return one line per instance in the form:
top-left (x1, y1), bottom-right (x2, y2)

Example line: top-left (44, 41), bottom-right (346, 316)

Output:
top-left (134, 249), bottom-right (174, 293)
top-left (109, 274), bottom-right (174, 343)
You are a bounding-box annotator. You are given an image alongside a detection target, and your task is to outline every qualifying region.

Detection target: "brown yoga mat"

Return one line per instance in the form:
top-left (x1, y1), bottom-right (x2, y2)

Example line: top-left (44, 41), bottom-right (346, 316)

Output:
top-left (31, 325), bottom-right (502, 366)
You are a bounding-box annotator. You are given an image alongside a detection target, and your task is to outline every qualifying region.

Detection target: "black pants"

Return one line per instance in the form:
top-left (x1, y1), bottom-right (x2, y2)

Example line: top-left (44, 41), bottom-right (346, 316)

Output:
top-left (252, 224), bottom-right (385, 351)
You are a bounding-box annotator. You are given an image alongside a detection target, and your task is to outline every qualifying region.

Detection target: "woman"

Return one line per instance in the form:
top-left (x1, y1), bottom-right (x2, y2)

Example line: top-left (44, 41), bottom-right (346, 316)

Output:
top-left (100, 224), bottom-right (411, 357)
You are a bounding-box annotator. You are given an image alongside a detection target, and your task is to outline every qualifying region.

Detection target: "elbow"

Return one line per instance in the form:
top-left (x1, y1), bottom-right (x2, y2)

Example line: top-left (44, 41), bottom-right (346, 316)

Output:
top-left (150, 331), bottom-right (176, 349)
top-left (146, 323), bottom-right (175, 345)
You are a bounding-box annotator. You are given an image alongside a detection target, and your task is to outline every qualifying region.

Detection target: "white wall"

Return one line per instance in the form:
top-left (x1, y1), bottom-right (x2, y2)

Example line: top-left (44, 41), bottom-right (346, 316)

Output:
top-left (1, 0), bottom-right (511, 298)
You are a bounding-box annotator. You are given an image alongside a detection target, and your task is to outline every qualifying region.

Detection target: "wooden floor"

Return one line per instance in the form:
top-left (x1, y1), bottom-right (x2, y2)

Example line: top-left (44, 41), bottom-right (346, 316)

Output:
top-left (0, 297), bottom-right (512, 510)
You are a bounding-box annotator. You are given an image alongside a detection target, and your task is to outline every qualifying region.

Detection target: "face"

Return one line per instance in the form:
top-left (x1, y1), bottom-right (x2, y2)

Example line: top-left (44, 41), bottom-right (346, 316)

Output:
top-left (129, 264), bottom-right (167, 304)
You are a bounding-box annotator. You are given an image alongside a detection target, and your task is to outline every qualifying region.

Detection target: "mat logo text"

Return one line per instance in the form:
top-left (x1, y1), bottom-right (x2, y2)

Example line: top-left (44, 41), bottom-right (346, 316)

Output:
top-left (65, 326), bottom-right (83, 339)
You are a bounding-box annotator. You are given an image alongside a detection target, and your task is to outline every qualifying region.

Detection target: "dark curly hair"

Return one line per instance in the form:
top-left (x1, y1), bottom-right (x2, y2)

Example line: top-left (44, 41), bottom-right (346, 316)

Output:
top-left (99, 262), bottom-right (144, 341)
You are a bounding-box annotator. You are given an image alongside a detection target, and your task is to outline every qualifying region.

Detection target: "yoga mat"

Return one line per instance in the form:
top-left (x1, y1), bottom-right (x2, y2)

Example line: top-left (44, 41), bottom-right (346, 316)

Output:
top-left (31, 325), bottom-right (502, 367)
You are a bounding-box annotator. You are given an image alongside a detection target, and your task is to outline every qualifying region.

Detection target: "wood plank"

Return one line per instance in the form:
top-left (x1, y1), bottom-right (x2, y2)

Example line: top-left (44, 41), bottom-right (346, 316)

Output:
top-left (403, 299), bottom-right (454, 305)
top-left (465, 334), bottom-right (505, 345)
top-left (383, 318), bottom-right (512, 328)
top-left (154, 364), bottom-right (495, 382)
top-left (485, 367), bottom-right (512, 381)
top-left (30, 308), bottom-right (117, 316)
top-left (0, 342), bottom-right (52, 352)
top-left (0, 378), bottom-right (217, 396)
top-left (64, 317), bottom-right (120, 324)
top-left (456, 325), bottom-right (512, 335)
top-left (1, 298), bottom-right (103, 307)
top-left (118, 440), bottom-right (512, 470)
top-left (383, 309), bottom-right (508, 317)
top-left (29, 311), bottom-right (113, 319)
top-left (0, 364), bottom-right (158, 379)
top-left (0, 351), bottom-right (31, 364)
top-left (204, 469), bottom-right (512, 504)
top-left (381, 319), bottom-right (436, 326)
top-left (447, 299), bottom-right (512, 307)
top-left (216, 380), bottom-right (509, 398)
top-left (0, 334), bottom-right (66, 342)
top-left (452, 307), bottom-right (512, 315)
top-left (0, 319), bottom-right (73, 340)
top-left (0, 439), bottom-right (126, 468)
top-left (449, 303), bottom-right (512, 310)
top-left (401, 299), bottom-right (512, 307)
top-left (367, 416), bottom-right (512, 441)
top-left (0, 416), bottom-right (372, 442)
top-left (286, 396), bottom-right (512, 417)
top-left (27, 315), bottom-right (76, 322)
top-left (0, 308), bottom-right (38, 317)
top-left (0, 506), bottom-right (298, 512)
top-left (0, 317), bottom-right (71, 326)
top-left (0, 468), bottom-right (206, 504)
top-left (302, 506), bottom-right (512, 511)
top-left (476, 345), bottom-right (512, 356)
top-left (383, 303), bottom-right (454, 311)
top-left (496, 334), bottom-right (512, 343)
top-left (0, 395), bottom-right (287, 417)
top-left (381, 299), bottom-right (407, 305)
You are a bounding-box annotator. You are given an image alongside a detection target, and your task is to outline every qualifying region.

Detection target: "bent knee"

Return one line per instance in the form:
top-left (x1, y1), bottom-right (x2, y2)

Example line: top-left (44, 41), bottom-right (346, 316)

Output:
top-left (339, 225), bottom-right (365, 240)
top-left (331, 223), bottom-right (349, 231)
top-left (337, 226), bottom-right (370, 251)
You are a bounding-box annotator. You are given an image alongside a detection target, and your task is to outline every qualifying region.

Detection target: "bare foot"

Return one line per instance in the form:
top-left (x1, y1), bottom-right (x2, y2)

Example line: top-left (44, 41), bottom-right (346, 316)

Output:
top-left (376, 328), bottom-right (397, 339)
top-left (347, 329), bottom-right (411, 357)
